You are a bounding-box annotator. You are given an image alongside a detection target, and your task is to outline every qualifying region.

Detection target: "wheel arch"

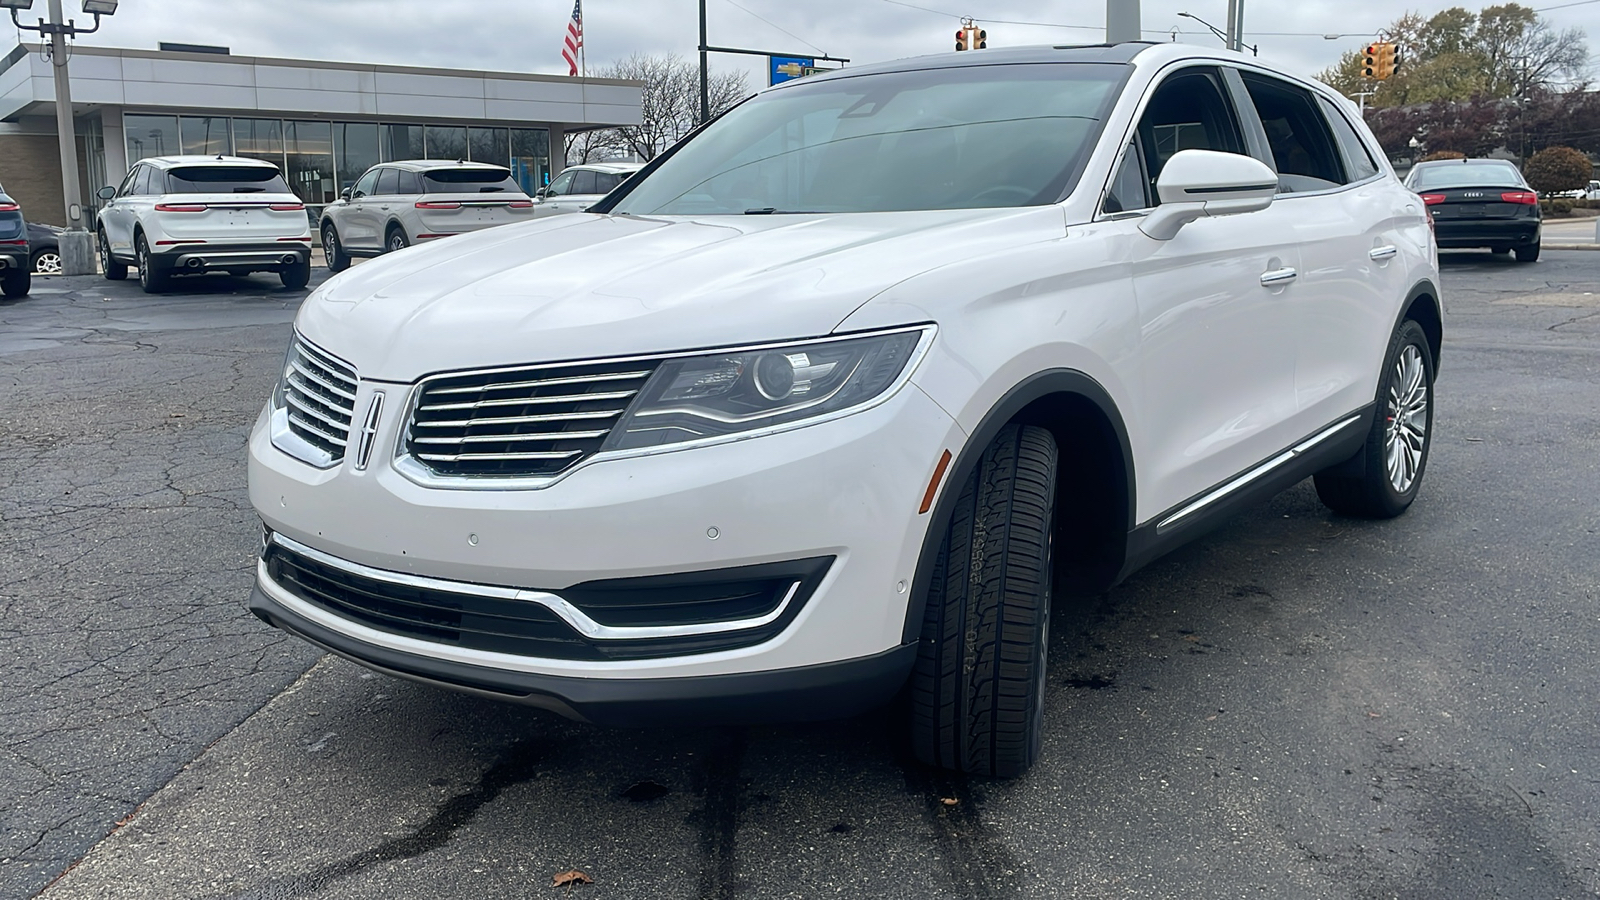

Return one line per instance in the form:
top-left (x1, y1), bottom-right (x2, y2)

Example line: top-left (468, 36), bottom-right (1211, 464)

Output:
top-left (1401, 278), bottom-right (1443, 374)
top-left (901, 369), bottom-right (1136, 643)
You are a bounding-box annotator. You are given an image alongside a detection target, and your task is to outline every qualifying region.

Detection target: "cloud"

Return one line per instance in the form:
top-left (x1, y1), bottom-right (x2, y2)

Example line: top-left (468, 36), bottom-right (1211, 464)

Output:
top-left (69, 0), bottom-right (1599, 91)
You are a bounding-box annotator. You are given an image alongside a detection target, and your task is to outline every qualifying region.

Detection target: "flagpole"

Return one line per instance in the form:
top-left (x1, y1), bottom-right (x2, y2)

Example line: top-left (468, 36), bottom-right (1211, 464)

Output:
top-left (580, 0), bottom-right (586, 77)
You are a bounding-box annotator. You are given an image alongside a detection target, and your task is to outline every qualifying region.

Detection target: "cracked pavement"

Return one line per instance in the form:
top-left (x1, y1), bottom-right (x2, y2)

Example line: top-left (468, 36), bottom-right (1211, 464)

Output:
top-left (6, 254), bottom-right (1600, 899)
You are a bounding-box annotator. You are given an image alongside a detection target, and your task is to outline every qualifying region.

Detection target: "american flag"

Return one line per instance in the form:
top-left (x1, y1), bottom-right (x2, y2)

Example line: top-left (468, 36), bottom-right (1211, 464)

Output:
top-left (562, 0), bottom-right (583, 77)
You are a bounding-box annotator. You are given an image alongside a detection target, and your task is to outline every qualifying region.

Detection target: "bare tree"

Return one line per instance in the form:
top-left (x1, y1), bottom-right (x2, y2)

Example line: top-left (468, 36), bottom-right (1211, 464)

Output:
top-left (564, 54), bottom-right (751, 164)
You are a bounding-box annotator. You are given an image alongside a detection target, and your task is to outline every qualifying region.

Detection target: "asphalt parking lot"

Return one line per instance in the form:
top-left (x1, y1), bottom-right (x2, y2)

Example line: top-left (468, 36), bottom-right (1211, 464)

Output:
top-left (2, 253), bottom-right (1598, 899)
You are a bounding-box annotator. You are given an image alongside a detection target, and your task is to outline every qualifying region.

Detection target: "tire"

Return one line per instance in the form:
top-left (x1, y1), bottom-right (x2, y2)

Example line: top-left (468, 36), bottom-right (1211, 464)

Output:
top-left (1514, 242), bottom-right (1540, 263)
top-left (99, 230), bottom-right (127, 281)
top-left (1313, 319), bottom-right (1434, 518)
top-left (31, 249), bottom-right (62, 275)
top-left (911, 424), bottom-right (1057, 779)
top-left (385, 226), bottom-right (409, 254)
top-left (1490, 246), bottom-right (1510, 255)
top-left (322, 223), bottom-right (350, 272)
top-left (280, 259), bottom-right (311, 290)
top-left (136, 234), bottom-right (167, 294)
top-left (1, 267), bottom-right (29, 298)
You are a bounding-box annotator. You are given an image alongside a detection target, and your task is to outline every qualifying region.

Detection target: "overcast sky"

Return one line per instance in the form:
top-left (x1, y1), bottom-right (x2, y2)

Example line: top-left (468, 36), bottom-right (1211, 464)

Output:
top-left (39, 0), bottom-right (1600, 89)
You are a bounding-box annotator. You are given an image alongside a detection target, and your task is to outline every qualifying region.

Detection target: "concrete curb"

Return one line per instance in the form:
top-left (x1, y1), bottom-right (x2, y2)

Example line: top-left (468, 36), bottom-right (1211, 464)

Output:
top-left (1544, 244), bottom-right (1600, 251)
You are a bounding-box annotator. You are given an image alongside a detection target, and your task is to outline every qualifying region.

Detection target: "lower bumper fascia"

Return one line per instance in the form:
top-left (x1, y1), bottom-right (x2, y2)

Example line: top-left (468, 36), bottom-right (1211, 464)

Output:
top-left (249, 584), bottom-right (917, 727)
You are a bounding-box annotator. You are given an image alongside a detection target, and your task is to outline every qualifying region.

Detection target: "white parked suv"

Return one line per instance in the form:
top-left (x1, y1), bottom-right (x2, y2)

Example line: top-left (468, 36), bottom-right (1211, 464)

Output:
top-left (318, 160), bottom-right (534, 270)
top-left (532, 161), bottom-right (644, 217)
top-left (248, 43), bottom-right (1441, 777)
top-left (96, 155), bottom-right (312, 293)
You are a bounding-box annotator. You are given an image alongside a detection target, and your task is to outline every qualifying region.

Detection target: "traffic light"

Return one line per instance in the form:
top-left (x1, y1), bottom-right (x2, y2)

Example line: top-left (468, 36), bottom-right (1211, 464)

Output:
top-left (974, 27), bottom-right (987, 49)
top-left (956, 28), bottom-right (967, 51)
top-left (955, 22), bottom-right (987, 51)
top-left (1362, 41), bottom-right (1399, 80)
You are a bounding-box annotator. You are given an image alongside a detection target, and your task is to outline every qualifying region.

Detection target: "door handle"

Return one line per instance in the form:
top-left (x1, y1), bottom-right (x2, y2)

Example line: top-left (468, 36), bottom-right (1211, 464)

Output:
top-left (1369, 245), bottom-right (1399, 261)
top-left (1260, 267), bottom-right (1298, 287)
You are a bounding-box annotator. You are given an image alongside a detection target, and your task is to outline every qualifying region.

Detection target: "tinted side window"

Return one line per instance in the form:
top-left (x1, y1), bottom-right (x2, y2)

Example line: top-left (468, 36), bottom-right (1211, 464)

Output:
top-left (545, 171), bottom-right (574, 196)
top-left (374, 168), bottom-right (399, 195)
top-left (570, 170), bottom-right (599, 194)
top-left (1240, 73), bottom-right (1345, 192)
top-left (136, 167), bottom-right (160, 195)
top-left (117, 166), bottom-right (141, 197)
top-left (397, 170), bottom-right (424, 194)
top-left (352, 169), bottom-right (380, 198)
top-left (1103, 140), bottom-right (1149, 214)
top-left (1317, 96), bottom-right (1379, 182)
top-left (1136, 67), bottom-right (1246, 203)
top-left (594, 172), bottom-right (625, 193)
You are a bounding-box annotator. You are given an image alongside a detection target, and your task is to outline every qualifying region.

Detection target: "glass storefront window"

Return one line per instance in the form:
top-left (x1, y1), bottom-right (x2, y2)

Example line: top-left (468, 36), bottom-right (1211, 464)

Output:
top-left (425, 125), bottom-right (467, 160)
top-left (233, 119), bottom-right (285, 168)
top-left (335, 123), bottom-right (381, 192)
top-left (382, 124), bottom-right (424, 162)
top-left (285, 121), bottom-right (335, 204)
top-left (180, 117), bottom-right (232, 156)
top-left (510, 128), bottom-right (551, 196)
top-left (124, 114), bottom-right (179, 162)
top-left (469, 127), bottom-right (510, 165)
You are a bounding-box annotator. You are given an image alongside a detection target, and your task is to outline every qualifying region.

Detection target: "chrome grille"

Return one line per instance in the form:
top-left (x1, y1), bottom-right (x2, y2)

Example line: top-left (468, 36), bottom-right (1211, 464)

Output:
top-left (406, 359), bottom-right (659, 477)
top-left (285, 338), bottom-right (358, 462)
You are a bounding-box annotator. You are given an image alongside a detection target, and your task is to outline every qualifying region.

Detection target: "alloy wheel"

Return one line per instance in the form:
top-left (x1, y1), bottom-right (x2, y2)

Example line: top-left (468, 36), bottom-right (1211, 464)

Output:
top-left (1385, 344), bottom-right (1429, 493)
top-left (389, 232), bottom-right (406, 252)
top-left (33, 251), bottom-right (62, 276)
top-left (323, 228), bottom-right (337, 260)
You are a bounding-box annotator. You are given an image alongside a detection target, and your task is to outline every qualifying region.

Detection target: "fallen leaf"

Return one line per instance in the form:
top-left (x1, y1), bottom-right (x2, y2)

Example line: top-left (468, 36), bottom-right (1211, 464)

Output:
top-left (1367, 712), bottom-right (1383, 719)
top-left (553, 870), bottom-right (593, 888)
top-left (940, 797), bottom-right (960, 807)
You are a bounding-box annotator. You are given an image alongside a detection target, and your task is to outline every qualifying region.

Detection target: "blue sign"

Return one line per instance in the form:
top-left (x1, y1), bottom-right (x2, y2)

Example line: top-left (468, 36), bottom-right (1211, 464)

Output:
top-left (769, 55), bottom-right (815, 86)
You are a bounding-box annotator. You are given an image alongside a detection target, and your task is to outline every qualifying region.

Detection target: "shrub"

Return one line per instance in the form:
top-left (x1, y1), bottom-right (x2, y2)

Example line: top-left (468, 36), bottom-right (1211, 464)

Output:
top-left (1552, 198), bottom-right (1574, 215)
top-left (1524, 146), bottom-right (1593, 196)
top-left (1420, 150), bottom-right (1466, 162)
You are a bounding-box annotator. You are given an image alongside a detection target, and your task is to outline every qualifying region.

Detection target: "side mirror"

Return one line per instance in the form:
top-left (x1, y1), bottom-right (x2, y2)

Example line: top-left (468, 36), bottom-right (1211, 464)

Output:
top-left (96, 185), bottom-right (116, 201)
top-left (535, 188), bottom-right (548, 200)
top-left (340, 187), bottom-right (352, 202)
top-left (1140, 150), bottom-right (1278, 241)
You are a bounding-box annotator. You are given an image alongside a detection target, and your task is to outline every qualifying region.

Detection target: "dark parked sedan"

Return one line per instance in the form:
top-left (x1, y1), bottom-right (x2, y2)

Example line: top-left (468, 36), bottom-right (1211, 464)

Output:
top-left (1403, 158), bottom-right (1541, 262)
top-left (27, 221), bottom-right (62, 275)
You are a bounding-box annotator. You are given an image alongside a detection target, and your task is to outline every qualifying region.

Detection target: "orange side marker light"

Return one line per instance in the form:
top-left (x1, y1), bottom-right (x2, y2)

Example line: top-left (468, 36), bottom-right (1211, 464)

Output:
top-left (919, 450), bottom-right (953, 514)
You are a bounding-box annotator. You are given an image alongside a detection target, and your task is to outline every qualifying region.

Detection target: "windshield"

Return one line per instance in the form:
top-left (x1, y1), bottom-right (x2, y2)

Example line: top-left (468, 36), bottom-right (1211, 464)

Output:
top-left (166, 166), bottom-right (291, 194)
top-left (1408, 162), bottom-right (1524, 190)
top-left (423, 168), bottom-right (520, 193)
top-left (611, 62), bottom-right (1126, 216)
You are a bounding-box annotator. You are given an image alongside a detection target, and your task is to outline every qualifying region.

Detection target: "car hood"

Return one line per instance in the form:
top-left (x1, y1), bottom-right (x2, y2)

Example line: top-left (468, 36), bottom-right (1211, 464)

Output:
top-left (298, 207), bottom-right (1064, 381)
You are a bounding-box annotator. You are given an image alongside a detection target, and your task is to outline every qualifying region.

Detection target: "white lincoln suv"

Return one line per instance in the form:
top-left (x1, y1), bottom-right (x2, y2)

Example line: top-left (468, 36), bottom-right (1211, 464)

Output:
top-left (248, 43), bottom-right (1441, 777)
top-left (96, 155), bottom-right (312, 293)
top-left (318, 160), bottom-right (535, 270)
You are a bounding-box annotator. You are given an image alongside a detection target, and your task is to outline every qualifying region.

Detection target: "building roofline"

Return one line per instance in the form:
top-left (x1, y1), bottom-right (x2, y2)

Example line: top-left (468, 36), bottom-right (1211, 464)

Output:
top-left (5, 42), bottom-right (643, 89)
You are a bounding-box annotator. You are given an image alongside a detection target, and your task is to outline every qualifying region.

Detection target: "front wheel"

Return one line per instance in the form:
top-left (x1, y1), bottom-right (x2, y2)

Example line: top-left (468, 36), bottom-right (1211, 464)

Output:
top-left (911, 424), bottom-right (1057, 778)
top-left (1314, 319), bottom-right (1434, 518)
top-left (322, 223), bottom-right (350, 272)
top-left (100, 231), bottom-right (127, 281)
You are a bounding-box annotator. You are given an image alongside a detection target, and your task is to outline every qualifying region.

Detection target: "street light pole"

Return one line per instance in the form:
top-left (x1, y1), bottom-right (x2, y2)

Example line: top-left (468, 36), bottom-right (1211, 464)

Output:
top-left (698, 0), bottom-right (710, 124)
top-left (45, 0), bottom-right (91, 275)
top-left (1106, 0), bottom-right (1140, 43)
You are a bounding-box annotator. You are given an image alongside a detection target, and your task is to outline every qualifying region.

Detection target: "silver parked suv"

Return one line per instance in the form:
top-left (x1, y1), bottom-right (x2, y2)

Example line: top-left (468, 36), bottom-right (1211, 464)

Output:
top-left (96, 156), bottom-right (313, 293)
top-left (532, 161), bottom-right (644, 217)
top-left (319, 160), bottom-right (535, 271)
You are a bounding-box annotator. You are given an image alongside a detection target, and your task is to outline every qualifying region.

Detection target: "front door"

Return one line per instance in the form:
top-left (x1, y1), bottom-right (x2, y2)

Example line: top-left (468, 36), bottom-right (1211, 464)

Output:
top-left (1116, 66), bottom-right (1303, 519)
top-left (341, 169), bottom-right (383, 250)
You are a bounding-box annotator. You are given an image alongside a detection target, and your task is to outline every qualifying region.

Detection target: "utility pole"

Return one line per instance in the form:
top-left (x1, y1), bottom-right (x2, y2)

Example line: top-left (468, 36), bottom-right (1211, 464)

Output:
top-left (1106, 0), bottom-right (1140, 43)
top-left (30, 0), bottom-right (97, 274)
top-left (1232, 0), bottom-right (1245, 52)
top-left (699, 0), bottom-right (710, 124)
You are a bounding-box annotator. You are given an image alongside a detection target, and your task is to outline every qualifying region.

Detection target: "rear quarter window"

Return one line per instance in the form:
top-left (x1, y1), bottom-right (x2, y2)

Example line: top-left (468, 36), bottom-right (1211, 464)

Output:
top-left (422, 168), bottom-right (520, 194)
top-left (167, 166), bottom-right (291, 194)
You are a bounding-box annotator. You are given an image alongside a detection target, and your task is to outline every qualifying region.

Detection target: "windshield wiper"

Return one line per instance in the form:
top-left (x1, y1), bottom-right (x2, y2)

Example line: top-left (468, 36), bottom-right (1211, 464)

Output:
top-left (744, 208), bottom-right (827, 215)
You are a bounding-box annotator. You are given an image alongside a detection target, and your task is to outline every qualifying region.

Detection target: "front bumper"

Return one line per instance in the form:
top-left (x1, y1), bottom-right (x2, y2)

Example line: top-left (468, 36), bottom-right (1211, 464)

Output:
top-left (249, 374), bottom-right (962, 686)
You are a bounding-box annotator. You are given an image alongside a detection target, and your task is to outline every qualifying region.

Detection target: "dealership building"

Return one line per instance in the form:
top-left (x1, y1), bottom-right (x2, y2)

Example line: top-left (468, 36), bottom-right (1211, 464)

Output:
top-left (0, 42), bottom-right (644, 226)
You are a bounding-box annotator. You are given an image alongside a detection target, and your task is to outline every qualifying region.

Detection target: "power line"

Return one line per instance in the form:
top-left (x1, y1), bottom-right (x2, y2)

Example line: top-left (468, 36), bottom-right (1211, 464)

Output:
top-left (719, 0), bottom-right (828, 56)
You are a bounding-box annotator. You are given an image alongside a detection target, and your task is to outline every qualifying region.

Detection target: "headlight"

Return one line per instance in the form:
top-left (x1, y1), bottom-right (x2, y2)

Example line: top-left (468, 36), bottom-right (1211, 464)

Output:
top-left (269, 337), bottom-right (295, 413)
top-left (603, 325), bottom-right (933, 452)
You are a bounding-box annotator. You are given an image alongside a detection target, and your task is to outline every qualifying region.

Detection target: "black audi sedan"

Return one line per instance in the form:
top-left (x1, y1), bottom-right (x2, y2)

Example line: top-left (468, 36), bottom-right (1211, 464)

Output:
top-left (0, 185), bottom-right (30, 297)
top-left (1404, 158), bottom-right (1542, 262)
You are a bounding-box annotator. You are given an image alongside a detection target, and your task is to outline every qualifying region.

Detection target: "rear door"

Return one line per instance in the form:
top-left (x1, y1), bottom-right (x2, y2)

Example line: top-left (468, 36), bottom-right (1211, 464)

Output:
top-left (154, 165), bottom-right (307, 244)
top-left (413, 166), bottom-right (534, 237)
top-left (1233, 71), bottom-right (1402, 431)
top-left (1115, 65), bottom-right (1303, 517)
